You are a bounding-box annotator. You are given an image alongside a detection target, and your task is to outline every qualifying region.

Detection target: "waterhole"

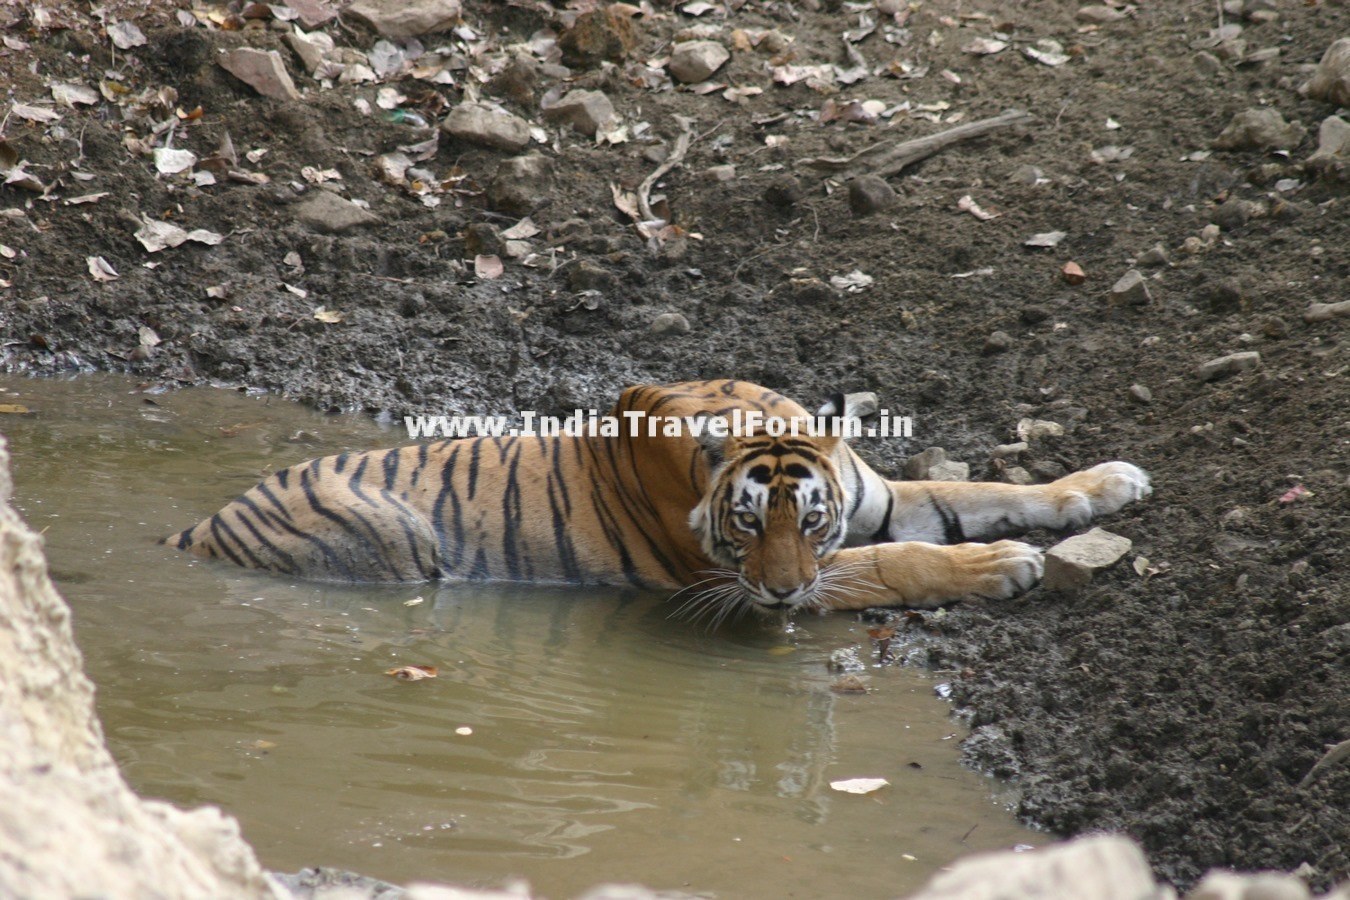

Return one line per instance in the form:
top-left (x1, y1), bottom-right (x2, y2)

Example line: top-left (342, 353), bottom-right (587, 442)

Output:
top-left (1, 375), bottom-right (1038, 897)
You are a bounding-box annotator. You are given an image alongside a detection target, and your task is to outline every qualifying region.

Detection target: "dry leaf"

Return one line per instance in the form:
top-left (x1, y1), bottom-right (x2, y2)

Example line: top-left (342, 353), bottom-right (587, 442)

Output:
top-left (107, 21), bottom-right (148, 49)
top-left (957, 195), bottom-right (1000, 221)
top-left (87, 256), bottom-right (119, 281)
top-left (51, 83), bottom-right (99, 107)
top-left (313, 306), bottom-right (345, 323)
top-left (154, 148), bottom-right (198, 175)
top-left (0, 404), bottom-right (32, 415)
top-left (474, 255), bottom-right (504, 279)
top-left (1024, 231), bottom-right (1068, 248)
top-left (138, 326), bottom-right (161, 348)
top-left (830, 777), bottom-right (889, 794)
top-left (1278, 485), bottom-right (1310, 505)
top-left (386, 665), bottom-right (438, 681)
top-left (10, 103), bottom-right (61, 124)
top-left (403, 596), bottom-right (425, 607)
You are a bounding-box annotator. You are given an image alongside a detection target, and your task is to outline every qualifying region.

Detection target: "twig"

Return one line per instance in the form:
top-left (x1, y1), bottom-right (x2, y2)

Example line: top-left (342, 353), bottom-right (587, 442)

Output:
top-left (638, 115), bottom-right (696, 223)
top-left (796, 109), bottom-right (1036, 180)
top-left (1299, 737), bottom-right (1350, 788)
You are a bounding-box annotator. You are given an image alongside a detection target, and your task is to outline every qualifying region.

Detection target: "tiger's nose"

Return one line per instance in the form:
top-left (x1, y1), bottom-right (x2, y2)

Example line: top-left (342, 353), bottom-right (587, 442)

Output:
top-left (766, 586), bottom-right (797, 601)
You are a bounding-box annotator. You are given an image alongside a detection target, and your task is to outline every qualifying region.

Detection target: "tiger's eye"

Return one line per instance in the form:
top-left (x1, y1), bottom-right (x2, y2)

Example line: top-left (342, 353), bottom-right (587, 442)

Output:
top-left (802, 510), bottom-right (824, 528)
top-left (735, 511), bottom-right (758, 529)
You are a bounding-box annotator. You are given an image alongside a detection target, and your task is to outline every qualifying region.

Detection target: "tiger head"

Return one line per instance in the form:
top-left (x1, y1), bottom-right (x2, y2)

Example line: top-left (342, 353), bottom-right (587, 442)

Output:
top-left (687, 416), bottom-right (850, 614)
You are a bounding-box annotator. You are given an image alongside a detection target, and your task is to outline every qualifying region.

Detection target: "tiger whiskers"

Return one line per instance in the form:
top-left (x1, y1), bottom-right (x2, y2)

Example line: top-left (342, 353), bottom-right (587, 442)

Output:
top-left (798, 560), bottom-right (870, 614)
top-left (669, 568), bottom-right (751, 629)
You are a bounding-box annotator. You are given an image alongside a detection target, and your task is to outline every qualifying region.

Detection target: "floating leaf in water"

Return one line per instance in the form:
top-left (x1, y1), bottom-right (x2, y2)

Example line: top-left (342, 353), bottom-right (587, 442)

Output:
top-left (386, 665), bottom-right (438, 681)
top-left (0, 404), bottom-right (32, 415)
top-left (830, 777), bottom-right (889, 794)
top-left (455, 726), bottom-right (473, 735)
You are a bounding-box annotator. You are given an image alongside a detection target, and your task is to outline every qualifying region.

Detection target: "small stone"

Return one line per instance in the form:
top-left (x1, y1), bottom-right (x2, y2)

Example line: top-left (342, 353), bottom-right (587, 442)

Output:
top-left (1304, 299), bottom-right (1350, 323)
top-left (345, 0), bottom-right (462, 38)
top-left (1199, 224), bottom-right (1222, 245)
top-left (926, 460), bottom-right (970, 482)
top-left (1003, 466), bottom-right (1034, 485)
top-left (567, 260), bottom-right (614, 292)
top-left (705, 164), bottom-right (736, 182)
top-left (1198, 277), bottom-right (1247, 313)
top-left (1128, 384), bottom-right (1152, 404)
top-left (983, 331), bottom-right (1013, 355)
top-left (1194, 51), bottom-right (1224, 76)
top-left (1181, 236), bottom-right (1205, 255)
top-left (442, 102), bottom-right (531, 152)
top-left (1061, 261), bottom-right (1086, 285)
top-left (1076, 5), bottom-right (1126, 23)
top-left (1110, 269), bottom-right (1152, 305)
top-left (217, 48), bottom-right (302, 101)
top-left (992, 442), bottom-right (1027, 459)
top-left (904, 447), bottom-right (947, 480)
top-left (462, 223), bottom-right (502, 257)
top-left (848, 175), bottom-right (896, 217)
top-left (650, 312), bottom-right (691, 335)
top-left (763, 175), bottom-right (803, 208)
top-left (668, 40), bottom-right (730, 83)
top-left (286, 31), bottom-right (330, 75)
top-left (1010, 164), bottom-right (1045, 185)
top-left (1261, 316), bottom-right (1290, 338)
top-left (293, 190), bottom-right (380, 233)
top-left (1212, 107), bottom-right (1306, 151)
top-left (1043, 528), bottom-right (1133, 591)
top-left (1021, 306), bottom-right (1051, 325)
top-left (1017, 418), bottom-right (1066, 441)
top-left (1137, 244), bottom-right (1170, 267)
top-left (1197, 350), bottom-right (1261, 381)
top-left (487, 153), bottom-right (552, 214)
top-left (1303, 38), bottom-right (1350, 107)
top-left (559, 6), bottom-right (639, 69)
top-left (1212, 198), bottom-right (1253, 231)
top-left (489, 53), bottom-right (541, 106)
top-left (541, 89), bottom-right (616, 136)
top-left (1307, 115), bottom-right (1350, 181)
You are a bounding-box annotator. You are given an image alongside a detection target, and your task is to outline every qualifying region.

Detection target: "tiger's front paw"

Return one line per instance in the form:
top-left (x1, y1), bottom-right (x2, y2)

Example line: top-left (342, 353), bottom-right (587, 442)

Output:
top-left (960, 540), bottom-right (1044, 601)
top-left (1052, 462), bottom-right (1152, 528)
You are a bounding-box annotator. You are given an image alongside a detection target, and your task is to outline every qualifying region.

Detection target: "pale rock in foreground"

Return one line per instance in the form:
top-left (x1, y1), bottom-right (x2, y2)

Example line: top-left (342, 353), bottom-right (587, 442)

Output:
top-left (1042, 527), bottom-right (1133, 591)
top-left (294, 190), bottom-right (381, 233)
top-left (1212, 107), bottom-right (1306, 151)
top-left (1303, 37), bottom-right (1350, 107)
top-left (1197, 350), bottom-right (1261, 382)
top-left (668, 40), bottom-right (730, 83)
top-left (218, 48), bottom-right (302, 101)
top-left (443, 102), bottom-right (532, 152)
top-left (345, 0), bottom-right (462, 38)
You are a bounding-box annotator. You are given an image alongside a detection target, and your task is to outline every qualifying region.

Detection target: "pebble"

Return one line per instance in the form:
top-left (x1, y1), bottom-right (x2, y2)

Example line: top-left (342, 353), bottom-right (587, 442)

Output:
top-left (1010, 164), bottom-right (1045, 185)
top-left (983, 331), bottom-right (1013, 355)
top-left (1042, 528), bottom-right (1133, 592)
top-left (848, 175), bottom-right (897, 217)
top-left (705, 164), bottom-right (736, 182)
top-left (1307, 115), bottom-right (1350, 181)
top-left (1212, 198), bottom-right (1253, 231)
top-left (1021, 306), bottom-right (1051, 325)
top-left (1137, 244), bottom-right (1170, 267)
top-left (1304, 299), bottom-right (1350, 323)
top-left (1200, 223), bottom-right (1222, 244)
top-left (1193, 51), bottom-right (1224, 76)
top-left (463, 223), bottom-right (503, 257)
top-left (1017, 418), bottom-right (1066, 441)
top-left (1076, 5), bottom-right (1126, 24)
top-left (1061, 262), bottom-right (1087, 285)
top-left (649, 313), bottom-right (691, 335)
top-left (1197, 350), bottom-right (1261, 381)
top-left (926, 460), bottom-right (970, 482)
top-left (1003, 466), bottom-right (1034, 485)
top-left (1110, 269), bottom-right (1152, 306)
top-left (559, 6), bottom-right (639, 69)
top-left (541, 89), bottom-right (616, 136)
top-left (567, 260), bottom-right (615, 292)
top-left (487, 153), bottom-right (552, 213)
top-left (293, 190), bottom-right (380, 233)
top-left (1212, 108), bottom-right (1307, 151)
top-left (442, 102), bottom-right (531, 152)
top-left (345, 0), bottom-right (462, 38)
top-left (992, 442), bottom-right (1027, 459)
top-left (1128, 384), bottom-right (1152, 404)
top-left (904, 447), bottom-right (947, 480)
top-left (1200, 277), bottom-right (1248, 313)
top-left (1303, 38), bottom-right (1350, 107)
top-left (668, 40), bottom-right (730, 83)
top-left (217, 48), bottom-right (302, 101)
top-left (1261, 316), bottom-right (1290, 338)
top-left (763, 175), bottom-right (804, 208)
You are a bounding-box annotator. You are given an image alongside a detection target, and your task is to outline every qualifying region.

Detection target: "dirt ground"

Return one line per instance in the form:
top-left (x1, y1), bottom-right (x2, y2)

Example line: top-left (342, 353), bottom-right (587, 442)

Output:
top-left (1, 0), bottom-right (1347, 892)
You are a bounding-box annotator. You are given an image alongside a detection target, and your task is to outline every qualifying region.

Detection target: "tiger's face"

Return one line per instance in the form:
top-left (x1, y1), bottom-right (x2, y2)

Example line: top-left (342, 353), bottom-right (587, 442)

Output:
top-left (688, 431), bottom-right (848, 613)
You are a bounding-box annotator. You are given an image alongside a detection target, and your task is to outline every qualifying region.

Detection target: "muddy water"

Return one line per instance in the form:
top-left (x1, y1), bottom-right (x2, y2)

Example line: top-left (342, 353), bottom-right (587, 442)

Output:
top-left (1, 375), bottom-right (1039, 897)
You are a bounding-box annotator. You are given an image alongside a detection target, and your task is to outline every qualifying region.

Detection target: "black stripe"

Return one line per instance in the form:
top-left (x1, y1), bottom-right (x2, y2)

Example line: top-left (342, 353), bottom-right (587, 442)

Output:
top-left (275, 468), bottom-right (290, 490)
top-left (929, 494), bottom-right (966, 544)
top-left (231, 504), bottom-right (302, 575)
top-left (869, 492), bottom-right (895, 543)
top-left (411, 442), bottom-right (430, 488)
top-left (382, 449), bottom-right (401, 491)
top-left (431, 443), bottom-right (465, 572)
top-left (255, 481), bottom-right (294, 521)
top-left (334, 452), bottom-right (350, 474)
top-left (466, 438), bottom-right (483, 499)
top-left (500, 441), bottom-right (524, 579)
top-left (208, 514), bottom-right (260, 569)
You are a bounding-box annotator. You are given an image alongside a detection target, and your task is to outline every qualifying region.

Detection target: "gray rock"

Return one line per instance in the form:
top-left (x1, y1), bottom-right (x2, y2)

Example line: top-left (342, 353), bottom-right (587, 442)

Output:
top-left (1304, 299), bottom-right (1350, 323)
top-left (1307, 115), bottom-right (1350, 181)
top-left (1003, 465), bottom-right (1034, 485)
top-left (904, 447), bottom-right (947, 480)
top-left (1137, 244), bottom-right (1170, 267)
top-left (668, 40), bottom-right (730, 83)
top-left (1076, 5), bottom-right (1126, 23)
top-left (542, 89), bottom-right (616, 136)
top-left (1110, 269), bottom-right (1152, 305)
top-left (345, 0), bottom-right (462, 38)
top-left (763, 175), bottom-right (803, 208)
top-left (1128, 384), bottom-right (1153, 404)
top-left (848, 175), bottom-right (897, 216)
top-left (992, 442), bottom-right (1027, 459)
top-left (1194, 51), bottom-right (1224, 76)
top-left (1212, 107), bottom-right (1306, 151)
top-left (442, 102), bottom-right (531, 152)
top-left (649, 313), bottom-right (691, 335)
top-left (704, 164), bottom-right (736, 182)
top-left (487, 153), bottom-right (551, 214)
top-left (1199, 277), bottom-right (1247, 312)
top-left (926, 460), bottom-right (970, 482)
top-left (294, 191), bottom-right (380, 233)
top-left (1212, 198), bottom-right (1253, 231)
top-left (1043, 528), bottom-right (1133, 591)
top-left (217, 48), bottom-right (301, 101)
top-left (983, 331), bottom-right (1013, 355)
top-left (1303, 37), bottom-right (1350, 107)
top-left (462, 223), bottom-right (502, 257)
top-left (1197, 350), bottom-right (1261, 381)
top-left (286, 31), bottom-right (329, 75)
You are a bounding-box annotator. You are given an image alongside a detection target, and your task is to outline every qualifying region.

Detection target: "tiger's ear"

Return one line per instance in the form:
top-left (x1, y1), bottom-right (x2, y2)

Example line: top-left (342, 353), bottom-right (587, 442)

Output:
top-left (814, 391), bottom-right (877, 443)
top-left (687, 413), bottom-right (733, 469)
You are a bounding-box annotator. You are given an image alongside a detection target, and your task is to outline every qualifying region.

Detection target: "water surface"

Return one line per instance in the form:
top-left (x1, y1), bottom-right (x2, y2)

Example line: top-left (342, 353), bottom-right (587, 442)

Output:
top-left (1, 375), bottom-right (1038, 897)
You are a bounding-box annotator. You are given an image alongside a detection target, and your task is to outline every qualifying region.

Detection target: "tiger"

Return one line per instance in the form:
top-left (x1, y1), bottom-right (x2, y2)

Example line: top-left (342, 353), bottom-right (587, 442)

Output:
top-left (165, 380), bottom-right (1151, 616)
